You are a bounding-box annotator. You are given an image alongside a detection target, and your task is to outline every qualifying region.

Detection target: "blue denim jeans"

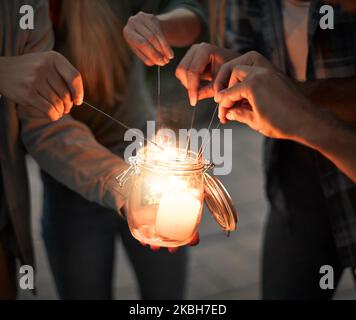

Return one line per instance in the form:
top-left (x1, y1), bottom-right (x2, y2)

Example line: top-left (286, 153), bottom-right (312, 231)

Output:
top-left (41, 171), bottom-right (188, 300)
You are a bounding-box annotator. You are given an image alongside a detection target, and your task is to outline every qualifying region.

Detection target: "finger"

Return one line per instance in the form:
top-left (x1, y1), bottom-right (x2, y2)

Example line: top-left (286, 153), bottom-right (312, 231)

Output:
top-left (201, 68), bottom-right (213, 81)
top-left (218, 106), bottom-right (229, 124)
top-left (214, 63), bottom-right (234, 99)
top-left (139, 240), bottom-right (147, 246)
top-left (216, 83), bottom-right (248, 104)
top-left (218, 74), bottom-right (250, 109)
top-left (168, 247), bottom-right (179, 254)
top-left (54, 54), bottom-right (84, 105)
top-left (225, 106), bottom-right (254, 126)
top-left (228, 66), bottom-right (250, 88)
top-left (33, 91), bottom-right (60, 121)
top-left (198, 84), bottom-right (215, 100)
top-left (215, 65), bottom-right (252, 102)
top-left (177, 48), bottom-right (211, 106)
top-left (176, 47), bottom-right (196, 90)
top-left (186, 56), bottom-right (211, 106)
top-left (218, 94), bottom-right (237, 113)
top-left (132, 23), bottom-right (167, 65)
top-left (219, 100), bottom-right (247, 124)
top-left (40, 82), bottom-right (65, 117)
top-left (47, 72), bottom-right (73, 114)
top-left (127, 28), bottom-right (166, 66)
top-left (143, 18), bottom-right (174, 60)
top-left (186, 47), bottom-right (215, 106)
top-left (190, 232), bottom-right (200, 246)
top-left (150, 245), bottom-right (160, 251)
top-left (133, 47), bottom-right (155, 66)
top-left (222, 71), bottom-right (243, 109)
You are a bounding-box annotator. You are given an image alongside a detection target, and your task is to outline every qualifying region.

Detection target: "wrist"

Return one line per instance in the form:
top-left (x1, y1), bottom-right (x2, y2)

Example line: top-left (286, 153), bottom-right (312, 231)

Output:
top-left (291, 106), bottom-right (334, 152)
top-left (157, 9), bottom-right (201, 47)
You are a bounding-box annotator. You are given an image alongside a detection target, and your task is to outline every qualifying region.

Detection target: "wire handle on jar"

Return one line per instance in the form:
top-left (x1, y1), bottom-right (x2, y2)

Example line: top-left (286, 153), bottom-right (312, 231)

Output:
top-left (115, 157), bottom-right (138, 187)
top-left (203, 161), bottom-right (215, 173)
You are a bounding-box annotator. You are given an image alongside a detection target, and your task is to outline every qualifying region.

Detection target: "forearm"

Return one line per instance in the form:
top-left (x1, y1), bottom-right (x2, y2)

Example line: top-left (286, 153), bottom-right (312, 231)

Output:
top-left (157, 8), bottom-right (202, 47)
top-left (19, 108), bottom-right (129, 211)
top-left (293, 109), bottom-right (356, 182)
top-left (298, 77), bottom-right (356, 122)
top-left (0, 57), bottom-right (5, 95)
top-left (0, 56), bottom-right (12, 96)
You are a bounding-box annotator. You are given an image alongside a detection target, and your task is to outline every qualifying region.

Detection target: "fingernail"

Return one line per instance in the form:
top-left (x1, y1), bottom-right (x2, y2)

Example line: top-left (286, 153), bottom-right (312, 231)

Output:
top-left (215, 94), bottom-right (223, 103)
top-left (190, 237), bottom-right (200, 246)
top-left (226, 112), bottom-right (233, 120)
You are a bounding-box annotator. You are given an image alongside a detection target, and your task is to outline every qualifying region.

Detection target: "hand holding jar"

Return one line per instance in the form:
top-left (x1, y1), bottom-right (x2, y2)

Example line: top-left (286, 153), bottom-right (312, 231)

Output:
top-left (117, 146), bottom-right (238, 251)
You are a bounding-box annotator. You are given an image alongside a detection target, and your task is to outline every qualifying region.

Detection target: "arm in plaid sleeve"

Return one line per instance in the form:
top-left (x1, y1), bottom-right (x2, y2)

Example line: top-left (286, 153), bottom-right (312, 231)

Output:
top-left (298, 77), bottom-right (356, 123)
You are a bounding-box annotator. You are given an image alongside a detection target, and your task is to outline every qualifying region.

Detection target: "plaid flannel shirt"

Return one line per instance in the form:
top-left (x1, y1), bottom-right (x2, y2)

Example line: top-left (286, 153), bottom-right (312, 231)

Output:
top-left (226, 0), bottom-right (356, 269)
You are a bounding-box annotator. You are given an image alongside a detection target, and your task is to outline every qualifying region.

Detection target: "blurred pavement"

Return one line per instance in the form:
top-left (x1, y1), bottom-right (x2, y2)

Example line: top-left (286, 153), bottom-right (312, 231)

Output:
top-left (20, 120), bottom-right (356, 300)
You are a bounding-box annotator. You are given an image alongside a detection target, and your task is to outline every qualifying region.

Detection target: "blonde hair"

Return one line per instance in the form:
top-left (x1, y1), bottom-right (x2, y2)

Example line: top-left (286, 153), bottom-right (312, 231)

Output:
top-left (59, 0), bottom-right (130, 106)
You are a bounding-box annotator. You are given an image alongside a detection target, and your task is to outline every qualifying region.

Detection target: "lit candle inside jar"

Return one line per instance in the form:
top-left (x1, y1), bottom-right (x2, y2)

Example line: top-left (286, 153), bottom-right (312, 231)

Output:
top-left (155, 190), bottom-right (202, 241)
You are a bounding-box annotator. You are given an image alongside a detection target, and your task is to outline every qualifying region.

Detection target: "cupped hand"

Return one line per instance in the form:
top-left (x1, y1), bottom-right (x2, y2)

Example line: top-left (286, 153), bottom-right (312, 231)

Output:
top-left (123, 11), bottom-right (174, 67)
top-left (139, 232), bottom-right (200, 254)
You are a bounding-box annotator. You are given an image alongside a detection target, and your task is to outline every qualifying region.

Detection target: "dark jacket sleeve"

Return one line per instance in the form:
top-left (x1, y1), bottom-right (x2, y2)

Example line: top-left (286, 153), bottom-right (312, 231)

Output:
top-left (130, 0), bottom-right (207, 31)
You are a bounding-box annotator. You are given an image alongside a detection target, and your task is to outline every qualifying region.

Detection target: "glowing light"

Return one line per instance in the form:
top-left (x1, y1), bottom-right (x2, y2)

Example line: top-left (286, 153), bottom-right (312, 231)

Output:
top-left (155, 190), bottom-right (201, 241)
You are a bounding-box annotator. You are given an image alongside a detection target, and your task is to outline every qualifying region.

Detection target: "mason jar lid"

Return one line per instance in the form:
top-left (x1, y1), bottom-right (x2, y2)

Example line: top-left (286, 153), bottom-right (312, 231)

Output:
top-left (203, 173), bottom-right (238, 235)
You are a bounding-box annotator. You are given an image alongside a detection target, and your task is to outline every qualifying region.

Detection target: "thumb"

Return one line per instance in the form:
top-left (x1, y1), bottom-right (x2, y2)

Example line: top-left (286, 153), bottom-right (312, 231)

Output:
top-left (216, 82), bottom-right (247, 104)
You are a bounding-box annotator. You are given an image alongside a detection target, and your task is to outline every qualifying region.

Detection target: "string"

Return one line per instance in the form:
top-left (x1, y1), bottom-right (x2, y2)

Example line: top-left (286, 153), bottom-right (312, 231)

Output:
top-left (200, 121), bottom-right (221, 158)
top-left (157, 66), bottom-right (161, 111)
top-left (198, 103), bottom-right (219, 157)
top-left (184, 107), bottom-right (196, 160)
top-left (156, 65), bottom-right (161, 140)
top-left (82, 101), bottom-right (164, 150)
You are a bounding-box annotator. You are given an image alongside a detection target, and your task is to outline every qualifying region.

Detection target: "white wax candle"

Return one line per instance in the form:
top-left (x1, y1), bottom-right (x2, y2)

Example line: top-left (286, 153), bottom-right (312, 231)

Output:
top-left (155, 191), bottom-right (201, 241)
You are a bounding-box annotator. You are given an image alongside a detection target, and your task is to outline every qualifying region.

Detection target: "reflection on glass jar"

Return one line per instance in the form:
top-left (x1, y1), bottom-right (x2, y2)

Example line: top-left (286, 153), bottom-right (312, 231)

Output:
top-left (124, 147), bottom-right (206, 247)
top-left (117, 146), bottom-right (238, 248)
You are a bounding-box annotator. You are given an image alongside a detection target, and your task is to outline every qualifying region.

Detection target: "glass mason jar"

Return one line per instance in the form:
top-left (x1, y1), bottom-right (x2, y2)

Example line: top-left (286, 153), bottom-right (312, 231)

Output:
top-left (117, 147), bottom-right (238, 248)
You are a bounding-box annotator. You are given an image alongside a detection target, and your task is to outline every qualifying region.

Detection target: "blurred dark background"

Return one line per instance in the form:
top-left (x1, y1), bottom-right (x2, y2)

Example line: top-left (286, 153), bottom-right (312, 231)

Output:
top-left (20, 0), bottom-right (356, 300)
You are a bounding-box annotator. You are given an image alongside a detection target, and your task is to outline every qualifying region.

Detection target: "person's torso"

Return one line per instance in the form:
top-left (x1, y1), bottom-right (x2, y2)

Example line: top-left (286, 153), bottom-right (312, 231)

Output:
top-left (0, 95), bottom-right (2, 233)
top-left (0, 0), bottom-right (44, 265)
top-left (0, 146), bottom-right (5, 233)
top-left (261, 0), bottom-right (356, 176)
top-left (282, 0), bottom-right (310, 81)
top-left (53, 0), bottom-right (159, 154)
